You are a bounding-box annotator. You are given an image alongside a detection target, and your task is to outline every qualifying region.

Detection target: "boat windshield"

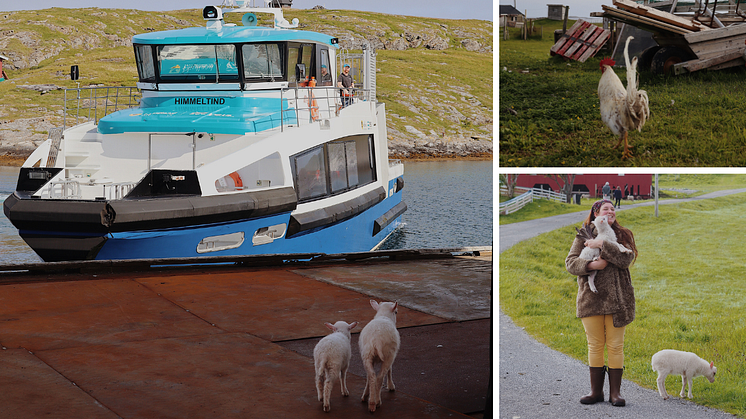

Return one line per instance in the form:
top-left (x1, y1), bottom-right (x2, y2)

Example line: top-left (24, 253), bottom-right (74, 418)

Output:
top-left (135, 42), bottom-right (288, 84)
top-left (158, 44), bottom-right (239, 82)
top-left (242, 43), bottom-right (283, 81)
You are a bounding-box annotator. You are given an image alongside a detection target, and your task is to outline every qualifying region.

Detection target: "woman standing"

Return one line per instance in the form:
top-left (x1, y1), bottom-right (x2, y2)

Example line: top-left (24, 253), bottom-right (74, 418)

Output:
top-left (565, 199), bottom-right (638, 406)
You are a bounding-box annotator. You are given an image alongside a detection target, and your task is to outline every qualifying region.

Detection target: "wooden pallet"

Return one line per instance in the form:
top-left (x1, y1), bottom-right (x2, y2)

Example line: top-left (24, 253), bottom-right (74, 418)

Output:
top-left (550, 19), bottom-right (611, 62)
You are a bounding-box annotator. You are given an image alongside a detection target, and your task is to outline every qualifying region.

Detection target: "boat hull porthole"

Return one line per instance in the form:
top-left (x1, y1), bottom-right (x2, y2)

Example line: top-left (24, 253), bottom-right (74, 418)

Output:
top-left (252, 223), bottom-right (287, 246)
top-left (196, 231), bottom-right (245, 253)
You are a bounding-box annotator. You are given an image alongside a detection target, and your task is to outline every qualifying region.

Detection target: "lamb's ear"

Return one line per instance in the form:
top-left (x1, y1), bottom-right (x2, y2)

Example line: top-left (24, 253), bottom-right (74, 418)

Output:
top-left (710, 361), bottom-right (714, 369)
top-left (325, 322), bottom-right (336, 331)
top-left (349, 321), bottom-right (359, 330)
top-left (370, 299), bottom-right (379, 310)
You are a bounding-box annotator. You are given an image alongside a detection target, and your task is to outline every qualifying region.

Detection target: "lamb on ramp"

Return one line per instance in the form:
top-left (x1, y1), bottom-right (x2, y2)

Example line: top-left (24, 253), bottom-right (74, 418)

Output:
top-left (359, 299), bottom-right (400, 413)
top-left (575, 214), bottom-right (631, 293)
top-left (313, 320), bottom-right (359, 412)
top-left (651, 349), bottom-right (717, 399)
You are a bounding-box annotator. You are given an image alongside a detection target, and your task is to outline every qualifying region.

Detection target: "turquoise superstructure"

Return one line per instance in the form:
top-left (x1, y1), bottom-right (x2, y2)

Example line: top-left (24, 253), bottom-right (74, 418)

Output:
top-left (133, 26), bottom-right (337, 46)
top-left (98, 96), bottom-right (296, 135)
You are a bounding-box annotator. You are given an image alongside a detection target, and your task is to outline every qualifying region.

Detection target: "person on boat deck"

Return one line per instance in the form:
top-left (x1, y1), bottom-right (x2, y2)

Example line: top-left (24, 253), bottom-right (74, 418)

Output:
top-left (337, 63), bottom-right (354, 107)
top-left (0, 56), bottom-right (8, 81)
top-left (320, 64), bottom-right (332, 84)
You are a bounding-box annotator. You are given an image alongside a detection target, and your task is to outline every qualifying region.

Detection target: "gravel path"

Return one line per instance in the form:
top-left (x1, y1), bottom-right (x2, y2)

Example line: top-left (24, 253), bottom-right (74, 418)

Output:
top-left (499, 190), bottom-right (746, 419)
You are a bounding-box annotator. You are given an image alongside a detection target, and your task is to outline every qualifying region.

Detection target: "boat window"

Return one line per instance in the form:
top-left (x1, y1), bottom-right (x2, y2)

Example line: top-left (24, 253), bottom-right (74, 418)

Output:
top-left (287, 43), bottom-right (315, 85)
top-left (242, 43), bottom-right (283, 81)
top-left (157, 44), bottom-right (239, 82)
top-left (319, 48), bottom-right (332, 86)
top-left (328, 142), bottom-right (349, 193)
top-left (301, 44), bottom-right (314, 81)
top-left (287, 45), bottom-right (300, 83)
top-left (294, 146), bottom-right (328, 200)
top-left (291, 135), bottom-right (376, 202)
top-left (135, 45), bottom-right (156, 82)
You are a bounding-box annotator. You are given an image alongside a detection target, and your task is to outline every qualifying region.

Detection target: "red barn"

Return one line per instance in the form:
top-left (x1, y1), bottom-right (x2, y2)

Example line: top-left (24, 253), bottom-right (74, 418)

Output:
top-left (513, 174), bottom-right (653, 199)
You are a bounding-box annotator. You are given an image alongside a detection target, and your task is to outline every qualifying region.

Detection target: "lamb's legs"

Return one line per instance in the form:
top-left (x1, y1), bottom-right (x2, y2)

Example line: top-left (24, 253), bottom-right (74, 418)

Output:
top-left (340, 367), bottom-right (349, 396)
top-left (315, 370), bottom-right (324, 401)
top-left (681, 374), bottom-right (694, 398)
top-left (323, 374), bottom-right (334, 412)
top-left (657, 372), bottom-right (670, 399)
top-left (362, 359), bottom-right (378, 412)
top-left (587, 270), bottom-right (598, 293)
top-left (386, 365), bottom-right (396, 391)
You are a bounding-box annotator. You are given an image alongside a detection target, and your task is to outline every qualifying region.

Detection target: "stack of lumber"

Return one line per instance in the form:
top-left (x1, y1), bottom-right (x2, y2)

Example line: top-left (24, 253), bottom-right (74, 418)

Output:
top-left (603, 0), bottom-right (708, 35)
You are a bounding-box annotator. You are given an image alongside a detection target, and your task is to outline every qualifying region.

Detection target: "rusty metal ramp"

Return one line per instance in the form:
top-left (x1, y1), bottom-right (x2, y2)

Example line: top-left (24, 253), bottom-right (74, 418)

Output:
top-left (0, 249), bottom-right (492, 418)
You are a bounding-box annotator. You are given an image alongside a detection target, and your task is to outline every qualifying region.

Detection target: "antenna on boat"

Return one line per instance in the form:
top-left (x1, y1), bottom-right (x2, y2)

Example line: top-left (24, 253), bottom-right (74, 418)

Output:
top-left (214, 1), bottom-right (299, 29)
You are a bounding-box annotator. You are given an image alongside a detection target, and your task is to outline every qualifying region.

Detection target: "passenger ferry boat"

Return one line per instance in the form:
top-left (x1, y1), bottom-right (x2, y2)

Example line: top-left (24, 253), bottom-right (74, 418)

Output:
top-left (3, 3), bottom-right (406, 262)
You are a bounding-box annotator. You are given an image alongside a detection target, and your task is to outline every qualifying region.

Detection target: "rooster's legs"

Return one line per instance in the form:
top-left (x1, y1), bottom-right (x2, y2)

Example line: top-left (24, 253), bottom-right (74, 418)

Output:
top-left (612, 132), bottom-right (633, 159)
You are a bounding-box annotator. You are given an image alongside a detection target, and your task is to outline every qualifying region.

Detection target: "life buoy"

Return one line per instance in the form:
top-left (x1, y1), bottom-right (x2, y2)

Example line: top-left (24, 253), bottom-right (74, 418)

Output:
top-left (308, 77), bottom-right (320, 121)
top-left (228, 171), bottom-right (243, 188)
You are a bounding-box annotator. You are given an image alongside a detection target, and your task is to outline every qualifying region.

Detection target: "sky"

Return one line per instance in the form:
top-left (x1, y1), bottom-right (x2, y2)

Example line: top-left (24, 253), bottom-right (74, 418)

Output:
top-left (0, 0), bottom-right (494, 21)
top-left (500, 0), bottom-right (602, 19)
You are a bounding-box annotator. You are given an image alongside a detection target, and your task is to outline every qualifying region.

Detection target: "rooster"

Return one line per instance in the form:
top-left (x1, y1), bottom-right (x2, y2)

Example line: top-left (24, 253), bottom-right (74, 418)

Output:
top-left (598, 36), bottom-right (650, 159)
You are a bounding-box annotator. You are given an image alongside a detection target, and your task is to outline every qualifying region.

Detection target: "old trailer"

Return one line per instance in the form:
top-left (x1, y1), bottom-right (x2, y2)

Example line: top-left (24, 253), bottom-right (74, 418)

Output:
top-left (602, 0), bottom-right (746, 75)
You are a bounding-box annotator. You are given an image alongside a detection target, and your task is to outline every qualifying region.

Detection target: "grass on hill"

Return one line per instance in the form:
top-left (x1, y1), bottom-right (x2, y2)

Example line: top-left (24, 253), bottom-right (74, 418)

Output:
top-left (500, 192), bottom-right (746, 416)
top-left (499, 19), bottom-right (746, 167)
top-left (0, 7), bottom-right (492, 143)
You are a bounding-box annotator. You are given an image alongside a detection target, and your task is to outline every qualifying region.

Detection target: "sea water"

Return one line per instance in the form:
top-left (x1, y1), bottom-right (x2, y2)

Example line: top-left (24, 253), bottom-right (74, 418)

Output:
top-left (0, 161), bottom-right (493, 264)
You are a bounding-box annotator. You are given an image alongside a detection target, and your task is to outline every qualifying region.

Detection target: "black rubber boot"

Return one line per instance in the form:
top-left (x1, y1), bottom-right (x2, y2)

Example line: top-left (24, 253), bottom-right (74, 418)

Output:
top-left (579, 366), bottom-right (606, 404)
top-left (608, 367), bottom-right (626, 406)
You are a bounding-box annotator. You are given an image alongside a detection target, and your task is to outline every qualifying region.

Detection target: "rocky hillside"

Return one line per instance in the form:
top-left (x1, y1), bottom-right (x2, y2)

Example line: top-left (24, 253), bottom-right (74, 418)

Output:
top-left (0, 7), bottom-right (492, 161)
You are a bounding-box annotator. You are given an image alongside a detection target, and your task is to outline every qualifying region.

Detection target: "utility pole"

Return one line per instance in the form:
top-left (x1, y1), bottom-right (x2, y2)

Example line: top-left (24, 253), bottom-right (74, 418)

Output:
top-left (654, 174), bottom-right (659, 217)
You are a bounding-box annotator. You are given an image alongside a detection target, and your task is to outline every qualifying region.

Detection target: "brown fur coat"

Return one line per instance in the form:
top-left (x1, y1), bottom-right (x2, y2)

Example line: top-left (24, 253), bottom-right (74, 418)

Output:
top-left (565, 224), bottom-right (636, 328)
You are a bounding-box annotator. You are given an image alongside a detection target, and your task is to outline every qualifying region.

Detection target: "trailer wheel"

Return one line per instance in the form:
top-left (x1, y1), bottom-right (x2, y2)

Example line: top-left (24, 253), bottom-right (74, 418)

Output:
top-left (651, 47), bottom-right (692, 76)
top-left (638, 46), bottom-right (661, 72)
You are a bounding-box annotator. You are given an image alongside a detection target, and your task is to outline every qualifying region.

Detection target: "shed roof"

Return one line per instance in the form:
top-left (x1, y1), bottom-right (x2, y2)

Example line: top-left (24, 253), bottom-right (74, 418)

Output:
top-left (499, 5), bottom-right (524, 16)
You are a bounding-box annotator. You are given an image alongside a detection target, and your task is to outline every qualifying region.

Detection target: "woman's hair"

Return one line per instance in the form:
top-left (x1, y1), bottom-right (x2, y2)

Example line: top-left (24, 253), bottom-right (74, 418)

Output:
top-left (582, 200), bottom-right (638, 261)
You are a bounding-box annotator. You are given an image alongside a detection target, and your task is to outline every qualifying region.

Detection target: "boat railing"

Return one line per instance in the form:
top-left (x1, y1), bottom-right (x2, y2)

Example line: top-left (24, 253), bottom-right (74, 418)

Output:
top-left (61, 84), bottom-right (371, 133)
top-left (46, 179), bottom-right (136, 200)
top-left (103, 182), bottom-right (137, 200)
top-left (47, 179), bottom-right (82, 199)
top-left (63, 86), bottom-right (142, 130)
top-left (279, 86), bottom-right (373, 132)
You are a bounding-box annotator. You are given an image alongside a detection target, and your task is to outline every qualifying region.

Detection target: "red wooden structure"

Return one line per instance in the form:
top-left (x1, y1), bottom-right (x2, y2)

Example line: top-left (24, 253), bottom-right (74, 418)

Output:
top-left (514, 174), bottom-right (653, 198)
top-left (550, 19), bottom-right (611, 62)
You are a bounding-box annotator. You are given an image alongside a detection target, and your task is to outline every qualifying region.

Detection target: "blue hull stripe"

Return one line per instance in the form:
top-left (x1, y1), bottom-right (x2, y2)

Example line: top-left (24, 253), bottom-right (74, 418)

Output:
top-left (94, 191), bottom-right (404, 260)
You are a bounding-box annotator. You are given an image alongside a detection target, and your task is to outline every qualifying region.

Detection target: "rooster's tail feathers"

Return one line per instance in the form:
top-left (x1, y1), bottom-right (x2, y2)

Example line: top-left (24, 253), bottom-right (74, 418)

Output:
top-left (624, 36), bottom-right (637, 97)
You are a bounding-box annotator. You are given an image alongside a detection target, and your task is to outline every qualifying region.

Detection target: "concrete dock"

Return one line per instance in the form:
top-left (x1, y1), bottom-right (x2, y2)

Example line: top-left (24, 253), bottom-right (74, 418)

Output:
top-left (0, 249), bottom-right (492, 418)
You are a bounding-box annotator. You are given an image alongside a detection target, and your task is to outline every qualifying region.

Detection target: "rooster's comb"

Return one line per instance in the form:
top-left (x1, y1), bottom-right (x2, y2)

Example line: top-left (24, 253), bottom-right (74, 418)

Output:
top-left (599, 57), bottom-right (616, 69)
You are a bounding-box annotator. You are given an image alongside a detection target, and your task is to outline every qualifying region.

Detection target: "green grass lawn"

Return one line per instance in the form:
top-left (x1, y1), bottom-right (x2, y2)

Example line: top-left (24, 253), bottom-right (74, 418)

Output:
top-left (500, 192), bottom-right (746, 416)
top-left (499, 19), bottom-right (746, 167)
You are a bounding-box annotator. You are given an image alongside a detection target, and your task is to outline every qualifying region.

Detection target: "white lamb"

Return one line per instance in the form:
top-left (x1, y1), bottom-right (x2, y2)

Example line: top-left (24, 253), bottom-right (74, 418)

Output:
top-left (651, 349), bottom-right (717, 400)
top-left (313, 320), bottom-right (359, 412)
top-left (575, 214), bottom-right (631, 293)
top-left (359, 299), bottom-right (400, 413)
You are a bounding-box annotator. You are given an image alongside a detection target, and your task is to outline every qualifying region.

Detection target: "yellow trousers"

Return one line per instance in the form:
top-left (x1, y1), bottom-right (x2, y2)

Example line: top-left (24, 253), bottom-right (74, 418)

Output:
top-left (581, 314), bottom-right (626, 369)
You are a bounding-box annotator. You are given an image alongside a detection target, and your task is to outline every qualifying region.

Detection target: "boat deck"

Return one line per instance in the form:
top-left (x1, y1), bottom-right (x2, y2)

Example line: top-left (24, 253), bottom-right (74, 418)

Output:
top-left (0, 249), bottom-right (492, 418)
